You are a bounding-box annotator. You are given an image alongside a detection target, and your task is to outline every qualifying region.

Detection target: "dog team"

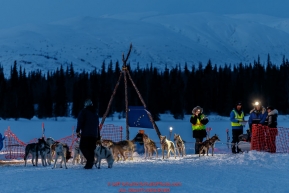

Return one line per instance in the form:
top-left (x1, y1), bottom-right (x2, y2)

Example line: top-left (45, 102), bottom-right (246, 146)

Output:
top-left (24, 137), bottom-right (72, 169)
top-left (24, 136), bottom-right (114, 169)
top-left (24, 101), bottom-right (220, 169)
top-left (23, 132), bottom-right (221, 169)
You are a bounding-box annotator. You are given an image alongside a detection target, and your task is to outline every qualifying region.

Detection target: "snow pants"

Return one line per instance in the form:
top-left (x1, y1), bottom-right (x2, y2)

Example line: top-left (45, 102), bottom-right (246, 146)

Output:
top-left (232, 128), bottom-right (243, 153)
top-left (194, 138), bottom-right (204, 154)
top-left (80, 136), bottom-right (97, 168)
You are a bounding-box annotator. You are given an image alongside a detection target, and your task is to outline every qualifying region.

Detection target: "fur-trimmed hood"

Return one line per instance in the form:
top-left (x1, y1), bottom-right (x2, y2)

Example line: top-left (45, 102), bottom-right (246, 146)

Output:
top-left (250, 106), bottom-right (266, 114)
top-left (192, 106), bottom-right (203, 114)
top-left (268, 109), bottom-right (278, 116)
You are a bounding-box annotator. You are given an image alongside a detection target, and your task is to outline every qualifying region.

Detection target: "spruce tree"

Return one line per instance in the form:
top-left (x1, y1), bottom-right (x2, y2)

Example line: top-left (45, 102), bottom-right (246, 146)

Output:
top-left (147, 68), bottom-right (160, 121)
top-left (54, 65), bottom-right (68, 117)
top-left (170, 65), bottom-right (184, 119)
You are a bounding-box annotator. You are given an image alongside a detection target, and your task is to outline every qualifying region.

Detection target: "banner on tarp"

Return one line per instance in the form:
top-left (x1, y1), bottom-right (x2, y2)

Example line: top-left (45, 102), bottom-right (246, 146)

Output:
top-left (128, 106), bottom-right (154, 129)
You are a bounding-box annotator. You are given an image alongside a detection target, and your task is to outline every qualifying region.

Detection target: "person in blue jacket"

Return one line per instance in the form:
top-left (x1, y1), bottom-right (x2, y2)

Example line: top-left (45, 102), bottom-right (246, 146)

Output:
top-left (248, 101), bottom-right (267, 134)
top-left (230, 102), bottom-right (245, 153)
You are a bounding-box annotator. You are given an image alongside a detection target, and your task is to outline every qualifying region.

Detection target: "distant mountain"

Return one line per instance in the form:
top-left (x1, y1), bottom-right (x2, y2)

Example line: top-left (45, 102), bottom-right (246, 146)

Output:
top-left (1, 0), bottom-right (289, 77)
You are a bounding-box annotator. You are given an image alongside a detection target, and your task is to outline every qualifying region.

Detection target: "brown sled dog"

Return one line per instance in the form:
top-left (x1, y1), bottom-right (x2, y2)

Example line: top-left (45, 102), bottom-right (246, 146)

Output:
top-left (102, 139), bottom-right (134, 161)
top-left (199, 134), bottom-right (221, 157)
top-left (174, 134), bottom-right (186, 157)
top-left (142, 133), bottom-right (158, 159)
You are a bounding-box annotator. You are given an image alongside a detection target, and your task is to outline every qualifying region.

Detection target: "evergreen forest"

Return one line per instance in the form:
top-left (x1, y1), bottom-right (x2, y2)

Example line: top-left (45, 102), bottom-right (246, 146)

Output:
top-left (0, 55), bottom-right (288, 121)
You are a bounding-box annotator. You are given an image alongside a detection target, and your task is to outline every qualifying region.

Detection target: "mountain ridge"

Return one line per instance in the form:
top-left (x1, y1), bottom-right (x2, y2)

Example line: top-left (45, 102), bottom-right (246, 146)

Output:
top-left (1, 2), bottom-right (289, 77)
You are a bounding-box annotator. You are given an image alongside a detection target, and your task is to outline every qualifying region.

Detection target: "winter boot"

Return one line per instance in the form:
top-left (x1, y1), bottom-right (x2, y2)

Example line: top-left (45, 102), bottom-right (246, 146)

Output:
top-left (84, 162), bottom-right (94, 169)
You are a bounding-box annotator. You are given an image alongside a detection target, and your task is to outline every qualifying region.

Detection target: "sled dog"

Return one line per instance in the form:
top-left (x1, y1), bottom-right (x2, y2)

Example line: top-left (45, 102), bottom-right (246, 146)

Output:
top-left (199, 134), bottom-right (221, 157)
top-left (142, 133), bottom-right (158, 159)
top-left (160, 135), bottom-right (176, 159)
top-left (46, 137), bottom-right (56, 163)
top-left (72, 139), bottom-right (85, 164)
top-left (24, 139), bottom-right (40, 166)
top-left (38, 137), bottom-right (51, 166)
top-left (102, 139), bottom-right (134, 161)
top-left (94, 145), bottom-right (114, 169)
top-left (24, 138), bottom-right (48, 167)
top-left (174, 134), bottom-right (186, 157)
top-left (52, 142), bottom-right (72, 169)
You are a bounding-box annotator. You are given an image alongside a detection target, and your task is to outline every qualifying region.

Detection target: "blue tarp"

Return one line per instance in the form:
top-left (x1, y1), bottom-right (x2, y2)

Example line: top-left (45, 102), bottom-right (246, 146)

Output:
top-left (128, 106), bottom-right (154, 129)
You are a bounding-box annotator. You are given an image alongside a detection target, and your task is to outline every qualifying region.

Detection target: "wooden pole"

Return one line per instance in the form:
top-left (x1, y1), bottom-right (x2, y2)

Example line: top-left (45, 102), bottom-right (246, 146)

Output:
top-left (42, 122), bottom-right (45, 138)
top-left (122, 44), bottom-right (132, 140)
top-left (123, 66), bottom-right (129, 140)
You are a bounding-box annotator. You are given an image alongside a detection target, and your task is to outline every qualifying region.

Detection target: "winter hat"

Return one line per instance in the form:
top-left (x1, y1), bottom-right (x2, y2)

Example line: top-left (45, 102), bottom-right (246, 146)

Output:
top-left (236, 101), bottom-right (242, 107)
top-left (84, 99), bottom-right (93, 108)
top-left (267, 106), bottom-right (274, 110)
top-left (192, 106), bottom-right (203, 114)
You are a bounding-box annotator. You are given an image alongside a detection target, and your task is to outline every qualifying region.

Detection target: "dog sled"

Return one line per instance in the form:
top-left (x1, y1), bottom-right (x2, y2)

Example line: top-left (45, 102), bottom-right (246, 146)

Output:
top-left (227, 121), bottom-right (251, 153)
top-left (236, 121), bottom-right (251, 152)
top-left (237, 134), bottom-right (251, 152)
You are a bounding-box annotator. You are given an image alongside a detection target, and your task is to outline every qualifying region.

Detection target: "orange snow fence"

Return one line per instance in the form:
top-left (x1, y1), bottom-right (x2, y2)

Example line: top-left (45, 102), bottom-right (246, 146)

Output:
top-left (251, 124), bottom-right (289, 153)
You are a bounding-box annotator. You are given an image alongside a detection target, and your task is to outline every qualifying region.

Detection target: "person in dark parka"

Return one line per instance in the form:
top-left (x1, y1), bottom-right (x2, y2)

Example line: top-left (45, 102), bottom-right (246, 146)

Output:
top-left (265, 106), bottom-right (278, 128)
top-left (190, 106), bottom-right (209, 154)
top-left (264, 106), bottom-right (278, 153)
top-left (76, 99), bottom-right (100, 169)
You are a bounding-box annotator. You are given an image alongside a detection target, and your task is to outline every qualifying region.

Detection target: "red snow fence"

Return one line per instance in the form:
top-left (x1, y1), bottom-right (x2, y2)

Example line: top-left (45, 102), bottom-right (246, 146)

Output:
top-left (0, 124), bottom-right (122, 160)
top-left (251, 124), bottom-right (289, 153)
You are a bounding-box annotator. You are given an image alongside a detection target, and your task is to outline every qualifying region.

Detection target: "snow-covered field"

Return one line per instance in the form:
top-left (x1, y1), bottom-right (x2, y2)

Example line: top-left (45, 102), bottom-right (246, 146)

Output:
top-left (0, 114), bottom-right (288, 193)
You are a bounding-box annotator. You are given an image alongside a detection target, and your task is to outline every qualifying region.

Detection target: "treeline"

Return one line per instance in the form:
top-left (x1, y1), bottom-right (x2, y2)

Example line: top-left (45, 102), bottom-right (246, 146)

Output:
top-left (0, 55), bottom-right (288, 121)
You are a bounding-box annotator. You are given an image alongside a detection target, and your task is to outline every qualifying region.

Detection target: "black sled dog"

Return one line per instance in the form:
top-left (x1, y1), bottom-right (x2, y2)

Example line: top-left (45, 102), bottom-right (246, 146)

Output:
top-left (199, 134), bottom-right (221, 157)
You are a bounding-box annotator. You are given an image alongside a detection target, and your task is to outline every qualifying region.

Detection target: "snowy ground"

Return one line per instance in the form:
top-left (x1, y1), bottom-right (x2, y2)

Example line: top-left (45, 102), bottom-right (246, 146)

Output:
top-left (0, 114), bottom-right (289, 193)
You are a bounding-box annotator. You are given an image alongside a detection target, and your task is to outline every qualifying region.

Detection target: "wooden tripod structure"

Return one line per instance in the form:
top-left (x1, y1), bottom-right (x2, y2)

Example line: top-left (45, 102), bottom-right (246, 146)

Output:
top-left (99, 44), bottom-right (161, 140)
